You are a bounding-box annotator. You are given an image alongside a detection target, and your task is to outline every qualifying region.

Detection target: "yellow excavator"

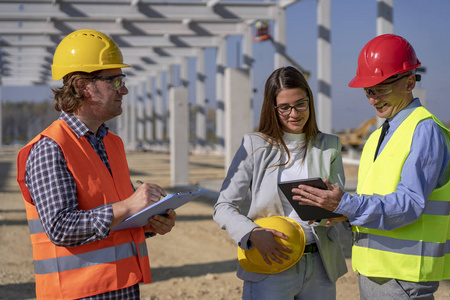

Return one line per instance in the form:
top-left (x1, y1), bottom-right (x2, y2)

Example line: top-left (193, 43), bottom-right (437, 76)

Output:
top-left (336, 117), bottom-right (378, 149)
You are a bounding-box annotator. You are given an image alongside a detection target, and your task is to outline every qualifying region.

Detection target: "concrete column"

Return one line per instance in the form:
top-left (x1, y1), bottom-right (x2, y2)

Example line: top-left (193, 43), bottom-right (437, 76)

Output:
top-left (136, 81), bottom-right (145, 150)
top-left (215, 37), bottom-right (227, 153)
top-left (116, 111), bottom-right (124, 140)
top-left (377, 0), bottom-right (394, 35)
top-left (129, 84), bottom-right (137, 150)
top-left (169, 86), bottom-right (190, 187)
top-left (274, 6), bottom-right (287, 69)
top-left (122, 87), bottom-right (129, 147)
top-left (0, 85), bottom-right (2, 148)
top-left (225, 68), bottom-right (252, 169)
top-left (167, 65), bottom-right (174, 89)
top-left (166, 67), bottom-right (174, 143)
top-left (377, 0), bottom-right (394, 127)
top-left (155, 73), bottom-right (164, 148)
top-left (196, 49), bottom-right (207, 152)
top-left (242, 25), bottom-right (254, 131)
top-left (145, 77), bottom-right (154, 149)
top-left (317, 0), bottom-right (332, 133)
top-left (181, 57), bottom-right (189, 88)
top-left (414, 88), bottom-right (426, 107)
top-left (242, 24), bottom-right (254, 71)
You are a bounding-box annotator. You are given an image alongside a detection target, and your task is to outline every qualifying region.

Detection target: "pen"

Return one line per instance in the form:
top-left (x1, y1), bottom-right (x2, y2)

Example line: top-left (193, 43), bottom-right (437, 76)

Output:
top-left (136, 180), bottom-right (167, 197)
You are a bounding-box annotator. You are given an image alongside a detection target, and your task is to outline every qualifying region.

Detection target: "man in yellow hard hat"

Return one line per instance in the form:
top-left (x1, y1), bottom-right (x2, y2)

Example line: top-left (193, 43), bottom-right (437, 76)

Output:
top-left (292, 34), bottom-right (450, 299)
top-left (17, 29), bottom-right (177, 299)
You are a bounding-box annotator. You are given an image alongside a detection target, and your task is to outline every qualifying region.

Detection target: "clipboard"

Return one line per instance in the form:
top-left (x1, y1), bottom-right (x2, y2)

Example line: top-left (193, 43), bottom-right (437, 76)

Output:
top-left (112, 190), bottom-right (206, 231)
top-left (278, 177), bottom-right (342, 221)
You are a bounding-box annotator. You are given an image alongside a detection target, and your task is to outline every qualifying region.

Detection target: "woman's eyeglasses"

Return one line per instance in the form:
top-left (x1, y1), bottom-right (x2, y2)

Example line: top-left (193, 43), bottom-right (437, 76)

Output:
top-left (274, 100), bottom-right (309, 116)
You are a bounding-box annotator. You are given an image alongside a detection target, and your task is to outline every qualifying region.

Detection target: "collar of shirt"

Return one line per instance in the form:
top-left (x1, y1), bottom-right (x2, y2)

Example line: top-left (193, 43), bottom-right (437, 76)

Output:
top-left (59, 111), bottom-right (109, 142)
top-left (383, 97), bottom-right (422, 141)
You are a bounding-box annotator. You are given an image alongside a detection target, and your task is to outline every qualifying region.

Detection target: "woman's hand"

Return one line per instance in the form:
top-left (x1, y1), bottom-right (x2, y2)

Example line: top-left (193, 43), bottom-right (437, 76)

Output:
top-left (249, 227), bottom-right (293, 265)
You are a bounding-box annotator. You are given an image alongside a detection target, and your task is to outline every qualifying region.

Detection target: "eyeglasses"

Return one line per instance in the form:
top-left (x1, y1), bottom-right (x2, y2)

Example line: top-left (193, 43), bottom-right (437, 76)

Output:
top-left (274, 100), bottom-right (309, 116)
top-left (88, 74), bottom-right (126, 91)
top-left (364, 73), bottom-right (411, 98)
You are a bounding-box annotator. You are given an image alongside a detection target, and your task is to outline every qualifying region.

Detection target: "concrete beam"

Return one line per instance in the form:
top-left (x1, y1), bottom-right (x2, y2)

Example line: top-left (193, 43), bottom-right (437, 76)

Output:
top-left (0, 1), bottom-right (282, 21)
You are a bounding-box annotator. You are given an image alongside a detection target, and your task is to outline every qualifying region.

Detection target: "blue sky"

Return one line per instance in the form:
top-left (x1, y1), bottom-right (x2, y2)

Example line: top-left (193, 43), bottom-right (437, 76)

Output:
top-left (2, 0), bottom-right (450, 132)
top-left (243, 0), bottom-right (450, 132)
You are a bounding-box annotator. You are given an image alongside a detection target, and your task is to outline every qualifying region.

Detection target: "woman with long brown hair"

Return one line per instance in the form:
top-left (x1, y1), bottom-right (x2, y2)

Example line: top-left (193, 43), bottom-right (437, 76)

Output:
top-left (214, 66), bottom-right (347, 299)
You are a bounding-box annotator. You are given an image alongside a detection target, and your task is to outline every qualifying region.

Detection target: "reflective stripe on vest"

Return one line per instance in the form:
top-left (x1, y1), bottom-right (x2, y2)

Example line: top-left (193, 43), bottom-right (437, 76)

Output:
top-left (423, 200), bottom-right (450, 216)
top-left (355, 232), bottom-right (450, 257)
top-left (366, 197), bottom-right (450, 216)
top-left (35, 241), bottom-right (139, 275)
top-left (28, 217), bottom-right (148, 275)
top-left (353, 106), bottom-right (450, 282)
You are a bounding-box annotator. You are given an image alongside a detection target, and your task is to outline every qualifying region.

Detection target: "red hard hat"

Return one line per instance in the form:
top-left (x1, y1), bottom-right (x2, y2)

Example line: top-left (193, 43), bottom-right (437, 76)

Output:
top-left (348, 34), bottom-right (421, 88)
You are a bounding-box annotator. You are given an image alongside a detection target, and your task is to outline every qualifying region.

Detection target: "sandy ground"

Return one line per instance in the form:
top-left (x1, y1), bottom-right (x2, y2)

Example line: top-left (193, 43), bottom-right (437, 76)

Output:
top-left (1, 146), bottom-right (449, 300)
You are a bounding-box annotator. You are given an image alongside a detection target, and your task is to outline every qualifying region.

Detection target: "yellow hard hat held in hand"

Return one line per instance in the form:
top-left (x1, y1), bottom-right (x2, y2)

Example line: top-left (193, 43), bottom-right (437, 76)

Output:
top-left (237, 216), bottom-right (305, 274)
top-left (51, 29), bottom-right (131, 80)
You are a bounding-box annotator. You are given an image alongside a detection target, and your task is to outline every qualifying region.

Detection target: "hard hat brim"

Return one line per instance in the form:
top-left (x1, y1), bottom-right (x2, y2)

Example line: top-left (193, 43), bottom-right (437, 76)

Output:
top-left (348, 61), bottom-right (421, 88)
top-left (51, 63), bottom-right (131, 81)
top-left (348, 75), bottom-right (382, 88)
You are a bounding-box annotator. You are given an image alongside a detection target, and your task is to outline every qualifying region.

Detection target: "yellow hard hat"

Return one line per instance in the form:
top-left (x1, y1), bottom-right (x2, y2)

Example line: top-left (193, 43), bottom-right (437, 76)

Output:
top-left (51, 29), bottom-right (131, 80)
top-left (237, 216), bottom-right (305, 274)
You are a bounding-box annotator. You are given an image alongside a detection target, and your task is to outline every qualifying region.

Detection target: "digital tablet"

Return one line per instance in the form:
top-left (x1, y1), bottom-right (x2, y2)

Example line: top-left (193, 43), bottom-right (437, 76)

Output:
top-left (112, 190), bottom-right (206, 231)
top-left (278, 177), bottom-right (342, 221)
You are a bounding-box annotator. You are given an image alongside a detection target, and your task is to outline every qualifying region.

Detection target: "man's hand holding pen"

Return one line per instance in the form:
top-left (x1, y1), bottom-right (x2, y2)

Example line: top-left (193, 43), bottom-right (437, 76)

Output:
top-left (135, 180), bottom-right (177, 235)
top-left (110, 180), bottom-right (177, 230)
top-left (130, 181), bottom-right (167, 215)
top-left (136, 180), bottom-right (167, 197)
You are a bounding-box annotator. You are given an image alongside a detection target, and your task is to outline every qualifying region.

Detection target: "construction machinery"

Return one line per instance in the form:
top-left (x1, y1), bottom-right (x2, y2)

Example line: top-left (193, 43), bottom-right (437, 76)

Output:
top-left (336, 117), bottom-right (378, 149)
top-left (253, 20), bottom-right (310, 79)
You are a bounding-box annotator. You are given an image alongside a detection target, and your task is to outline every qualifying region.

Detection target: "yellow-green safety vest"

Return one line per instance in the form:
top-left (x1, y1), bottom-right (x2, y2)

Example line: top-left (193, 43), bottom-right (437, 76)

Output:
top-left (353, 106), bottom-right (450, 282)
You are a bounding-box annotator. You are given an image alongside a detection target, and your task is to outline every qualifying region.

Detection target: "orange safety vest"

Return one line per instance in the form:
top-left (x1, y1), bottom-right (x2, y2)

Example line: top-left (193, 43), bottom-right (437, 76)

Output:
top-left (17, 120), bottom-right (151, 299)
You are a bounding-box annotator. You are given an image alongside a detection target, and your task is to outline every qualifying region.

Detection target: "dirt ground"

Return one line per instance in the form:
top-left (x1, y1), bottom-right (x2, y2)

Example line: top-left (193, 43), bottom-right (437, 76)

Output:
top-left (1, 146), bottom-right (449, 300)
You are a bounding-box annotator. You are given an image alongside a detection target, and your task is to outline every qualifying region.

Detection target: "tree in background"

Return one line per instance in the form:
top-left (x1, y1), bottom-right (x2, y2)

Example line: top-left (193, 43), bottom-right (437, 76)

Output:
top-left (2, 101), bottom-right (59, 145)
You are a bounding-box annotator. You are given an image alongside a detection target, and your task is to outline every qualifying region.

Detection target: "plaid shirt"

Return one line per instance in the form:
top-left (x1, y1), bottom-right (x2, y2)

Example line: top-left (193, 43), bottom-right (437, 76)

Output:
top-left (25, 111), bottom-right (140, 299)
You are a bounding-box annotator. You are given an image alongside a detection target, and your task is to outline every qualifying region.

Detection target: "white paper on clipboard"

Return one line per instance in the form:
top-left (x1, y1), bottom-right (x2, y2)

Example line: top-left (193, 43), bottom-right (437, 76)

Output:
top-left (112, 190), bottom-right (206, 231)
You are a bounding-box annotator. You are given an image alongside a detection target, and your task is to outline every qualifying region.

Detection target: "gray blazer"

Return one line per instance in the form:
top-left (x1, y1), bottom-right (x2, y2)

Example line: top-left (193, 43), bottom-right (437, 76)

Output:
top-left (213, 132), bottom-right (348, 282)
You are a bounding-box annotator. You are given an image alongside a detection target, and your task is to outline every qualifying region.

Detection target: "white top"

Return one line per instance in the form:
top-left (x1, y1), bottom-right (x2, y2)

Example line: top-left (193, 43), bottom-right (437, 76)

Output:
top-left (279, 132), bottom-right (317, 243)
